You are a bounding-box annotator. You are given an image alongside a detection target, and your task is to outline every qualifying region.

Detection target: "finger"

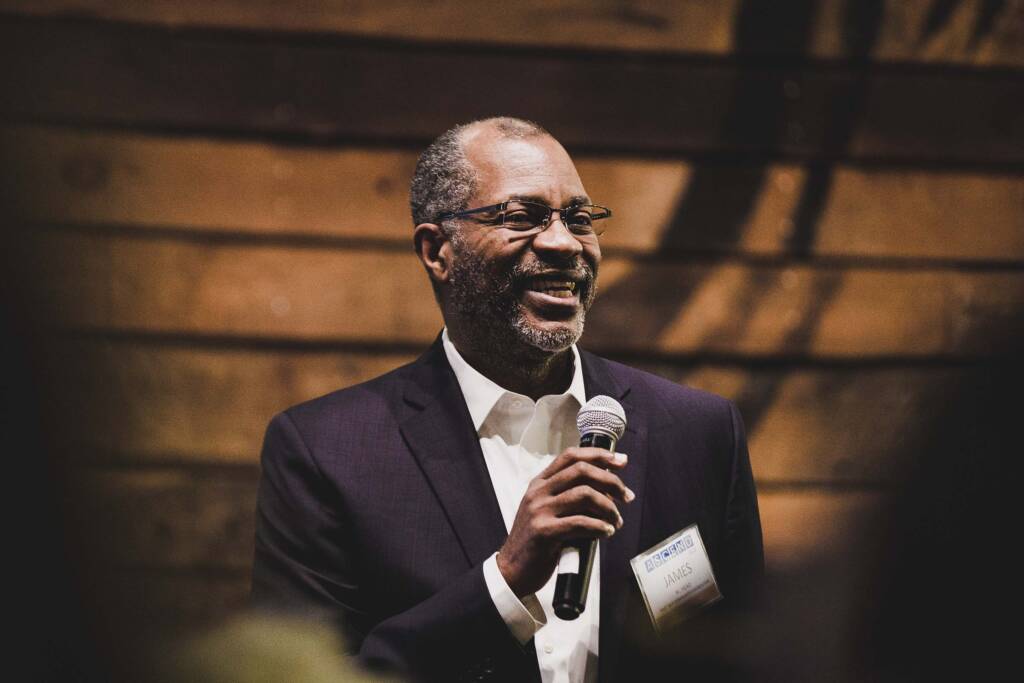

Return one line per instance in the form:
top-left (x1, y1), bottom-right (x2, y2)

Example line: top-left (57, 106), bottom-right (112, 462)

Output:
top-left (542, 514), bottom-right (617, 541)
top-left (549, 485), bottom-right (623, 528)
top-left (538, 446), bottom-right (627, 480)
top-left (544, 460), bottom-right (634, 503)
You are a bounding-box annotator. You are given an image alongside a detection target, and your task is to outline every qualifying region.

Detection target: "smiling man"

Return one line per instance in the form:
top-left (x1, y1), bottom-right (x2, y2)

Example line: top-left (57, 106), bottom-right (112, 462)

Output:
top-left (251, 118), bottom-right (764, 682)
top-left (419, 120), bottom-right (601, 400)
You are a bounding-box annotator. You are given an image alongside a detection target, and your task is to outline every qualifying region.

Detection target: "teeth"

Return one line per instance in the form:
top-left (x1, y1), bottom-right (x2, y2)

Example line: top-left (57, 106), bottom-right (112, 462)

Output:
top-left (531, 278), bottom-right (576, 292)
top-left (528, 278), bottom-right (578, 300)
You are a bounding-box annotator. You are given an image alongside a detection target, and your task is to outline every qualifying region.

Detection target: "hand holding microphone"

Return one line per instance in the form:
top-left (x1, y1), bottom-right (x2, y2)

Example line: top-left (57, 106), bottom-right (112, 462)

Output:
top-left (495, 396), bottom-right (630, 616)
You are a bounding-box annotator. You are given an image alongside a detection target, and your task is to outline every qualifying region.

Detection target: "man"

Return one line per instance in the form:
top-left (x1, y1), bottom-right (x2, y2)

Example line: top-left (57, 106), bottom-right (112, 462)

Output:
top-left (251, 117), bottom-right (764, 682)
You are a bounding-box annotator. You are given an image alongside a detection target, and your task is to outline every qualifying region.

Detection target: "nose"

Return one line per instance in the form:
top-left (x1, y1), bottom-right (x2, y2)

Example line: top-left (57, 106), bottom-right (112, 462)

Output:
top-left (531, 211), bottom-right (584, 259)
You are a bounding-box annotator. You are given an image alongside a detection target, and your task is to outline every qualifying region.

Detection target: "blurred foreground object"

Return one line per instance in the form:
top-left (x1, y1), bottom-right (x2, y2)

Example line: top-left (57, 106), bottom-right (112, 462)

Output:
top-left (155, 613), bottom-right (397, 683)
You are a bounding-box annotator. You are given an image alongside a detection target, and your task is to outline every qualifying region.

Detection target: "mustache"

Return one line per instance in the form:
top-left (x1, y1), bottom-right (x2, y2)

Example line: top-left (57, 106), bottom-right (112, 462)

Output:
top-left (511, 260), bottom-right (596, 287)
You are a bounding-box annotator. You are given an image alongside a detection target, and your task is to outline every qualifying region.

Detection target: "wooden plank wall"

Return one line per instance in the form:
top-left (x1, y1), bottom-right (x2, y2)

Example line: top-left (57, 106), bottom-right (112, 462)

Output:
top-left (1, 0), bottom-right (1022, 633)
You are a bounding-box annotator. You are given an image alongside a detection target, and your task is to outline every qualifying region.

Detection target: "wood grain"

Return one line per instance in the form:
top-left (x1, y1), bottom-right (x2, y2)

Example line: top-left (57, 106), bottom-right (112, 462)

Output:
top-left (49, 341), bottom-right (983, 485)
top-left (26, 233), bottom-right (1024, 357)
top-left (47, 343), bottom-right (418, 464)
top-left (757, 488), bottom-right (884, 570)
top-left (2, 1), bottom-right (1021, 67)
top-left (5, 126), bottom-right (1023, 261)
top-left (2, 20), bottom-right (1021, 163)
top-left (76, 484), bottom-right (877, 629)
top-left (76, 467), bottom-right (258, 570)
top-left (73, 466), bottom-right (882, 573)
top-left (3, 0), bottom-right (1017, 642)
top-left (96, 569), bottom-right (251, 629)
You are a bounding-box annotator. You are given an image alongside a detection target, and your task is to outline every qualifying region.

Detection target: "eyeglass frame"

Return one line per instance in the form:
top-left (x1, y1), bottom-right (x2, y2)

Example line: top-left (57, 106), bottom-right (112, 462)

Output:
top-left (435, 199), bottom-right (613, 237)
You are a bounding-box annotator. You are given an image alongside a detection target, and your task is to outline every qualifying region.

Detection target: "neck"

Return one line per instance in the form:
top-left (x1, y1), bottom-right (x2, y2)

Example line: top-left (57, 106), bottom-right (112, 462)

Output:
top-left (447, 328), bottom-right (574, 401)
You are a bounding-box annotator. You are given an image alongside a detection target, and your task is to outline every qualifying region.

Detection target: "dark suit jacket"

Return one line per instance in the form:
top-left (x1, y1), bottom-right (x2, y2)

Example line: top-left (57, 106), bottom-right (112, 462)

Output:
top-left (251, 337), bottom-right (764, 682)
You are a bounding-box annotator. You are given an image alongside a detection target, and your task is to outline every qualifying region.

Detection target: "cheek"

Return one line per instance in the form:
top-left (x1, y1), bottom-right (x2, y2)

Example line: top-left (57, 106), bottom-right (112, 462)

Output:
top-left (585, 244), bottom-right (602, 274)
top-left (477, 232), bottom-right (524, 261)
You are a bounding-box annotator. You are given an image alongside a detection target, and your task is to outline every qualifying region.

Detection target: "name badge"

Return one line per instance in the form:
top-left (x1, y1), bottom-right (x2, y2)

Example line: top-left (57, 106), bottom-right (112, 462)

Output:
top-left (629, 524), bottom-right (722, 632)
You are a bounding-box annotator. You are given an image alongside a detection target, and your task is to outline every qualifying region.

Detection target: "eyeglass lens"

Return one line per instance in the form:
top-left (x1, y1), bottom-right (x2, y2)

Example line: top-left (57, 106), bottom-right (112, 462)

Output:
top-left (502, 201), bottom-right (606, 233)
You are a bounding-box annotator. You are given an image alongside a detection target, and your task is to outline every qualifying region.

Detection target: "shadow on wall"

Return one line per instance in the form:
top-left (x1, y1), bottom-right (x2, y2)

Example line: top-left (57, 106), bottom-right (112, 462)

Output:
top-left (611, 353), bottom-right (1019, 682)
top-left (585, 0), bottom-right (886, 437)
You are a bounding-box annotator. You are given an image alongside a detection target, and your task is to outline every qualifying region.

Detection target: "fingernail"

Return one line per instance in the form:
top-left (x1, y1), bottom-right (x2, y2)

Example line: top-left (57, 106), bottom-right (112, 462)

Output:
top-left (613, 452), bottom-right (627, 465)
top-left (604, 524), bottom-right (616, 536)
top-left (616, 513), bottom-right (624, 528)
top-left (625, 487), bottom-right (636, 502)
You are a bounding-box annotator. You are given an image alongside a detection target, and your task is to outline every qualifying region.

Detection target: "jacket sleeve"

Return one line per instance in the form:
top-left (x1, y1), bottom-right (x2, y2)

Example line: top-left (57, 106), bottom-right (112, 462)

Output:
top-left (717, 400), bottom-right (766, 609)
top-left (250, 411), bottom-right (532, 681)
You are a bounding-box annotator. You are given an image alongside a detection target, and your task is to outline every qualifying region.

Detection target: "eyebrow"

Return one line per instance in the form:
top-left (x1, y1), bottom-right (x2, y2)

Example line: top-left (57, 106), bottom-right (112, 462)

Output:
top-left (510, 194), bottom-right (592, 207)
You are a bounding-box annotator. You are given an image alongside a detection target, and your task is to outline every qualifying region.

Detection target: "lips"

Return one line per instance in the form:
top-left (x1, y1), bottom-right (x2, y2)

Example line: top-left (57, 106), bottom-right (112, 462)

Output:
top-left (517, 270), bottom-right (592, 316)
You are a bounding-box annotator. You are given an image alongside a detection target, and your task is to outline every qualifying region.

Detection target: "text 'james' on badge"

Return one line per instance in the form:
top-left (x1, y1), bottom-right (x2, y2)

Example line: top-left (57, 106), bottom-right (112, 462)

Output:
top-left (629, 524), bottom-right (722, 633)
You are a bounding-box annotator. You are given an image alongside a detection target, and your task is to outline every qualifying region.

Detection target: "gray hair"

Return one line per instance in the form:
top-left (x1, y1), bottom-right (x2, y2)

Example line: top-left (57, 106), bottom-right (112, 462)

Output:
top-left (409, 117), bottom-right (550, 228)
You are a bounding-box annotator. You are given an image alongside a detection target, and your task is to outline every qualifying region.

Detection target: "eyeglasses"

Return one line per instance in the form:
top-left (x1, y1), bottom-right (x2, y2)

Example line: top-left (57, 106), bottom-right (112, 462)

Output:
top-left (436, 199), bottom-right (613, 237)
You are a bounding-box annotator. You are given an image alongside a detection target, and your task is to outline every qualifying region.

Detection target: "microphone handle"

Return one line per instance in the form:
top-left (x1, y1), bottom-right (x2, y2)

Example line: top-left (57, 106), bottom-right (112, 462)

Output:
top-left (553, 431), bottom-right (616, 620)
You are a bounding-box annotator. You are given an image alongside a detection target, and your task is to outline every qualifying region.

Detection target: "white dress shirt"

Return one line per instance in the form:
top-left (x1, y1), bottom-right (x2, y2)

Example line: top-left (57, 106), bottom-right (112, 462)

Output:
top-left (442, 329), bottom-right (599, 683)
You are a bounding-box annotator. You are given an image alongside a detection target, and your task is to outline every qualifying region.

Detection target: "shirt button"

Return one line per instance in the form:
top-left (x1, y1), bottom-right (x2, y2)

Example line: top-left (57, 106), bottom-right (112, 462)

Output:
top-left (544, 644), bottom-right (554, 654)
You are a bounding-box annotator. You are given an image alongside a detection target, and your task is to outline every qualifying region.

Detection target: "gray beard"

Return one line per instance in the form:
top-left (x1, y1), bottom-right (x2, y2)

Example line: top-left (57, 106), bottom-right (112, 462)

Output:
top-left (445, 235), bottom-right (596, 355)
top-left (513, 314), bottom-right (583, 353)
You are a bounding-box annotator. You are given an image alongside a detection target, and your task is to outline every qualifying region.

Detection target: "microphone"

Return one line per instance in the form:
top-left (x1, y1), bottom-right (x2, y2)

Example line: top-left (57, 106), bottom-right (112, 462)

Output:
top-left (553, 395), bottom-right (627, 620)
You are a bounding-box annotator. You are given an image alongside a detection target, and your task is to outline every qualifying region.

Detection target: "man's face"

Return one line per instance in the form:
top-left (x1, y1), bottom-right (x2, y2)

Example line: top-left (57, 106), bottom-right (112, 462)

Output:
top-left (444, 131), bottom-right (601, 354)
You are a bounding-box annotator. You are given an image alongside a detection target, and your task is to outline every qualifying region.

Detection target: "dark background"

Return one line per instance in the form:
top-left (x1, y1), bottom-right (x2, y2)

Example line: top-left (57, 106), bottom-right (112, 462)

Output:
top-left (1, 1), bottom-right (1021, 679)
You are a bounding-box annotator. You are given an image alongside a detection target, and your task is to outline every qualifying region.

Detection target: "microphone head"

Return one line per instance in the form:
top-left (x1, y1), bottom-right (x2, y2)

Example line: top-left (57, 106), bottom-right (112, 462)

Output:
top-left (577, 395), bottom-right (627, 441)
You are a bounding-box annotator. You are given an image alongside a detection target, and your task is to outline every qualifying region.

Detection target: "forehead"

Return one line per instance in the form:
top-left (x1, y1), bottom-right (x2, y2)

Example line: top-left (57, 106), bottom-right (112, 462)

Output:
top-left (462, 130), bottom-right (588, 205)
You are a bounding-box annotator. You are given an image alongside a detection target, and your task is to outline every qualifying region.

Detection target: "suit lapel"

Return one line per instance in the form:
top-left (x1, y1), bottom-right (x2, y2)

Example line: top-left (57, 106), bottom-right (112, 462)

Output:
top-left (581, 351), bottom-right (650, 683)
top-left (399, 341), bottom-right (648, 680)
top-left (399, 338), bottom-right (508, 568)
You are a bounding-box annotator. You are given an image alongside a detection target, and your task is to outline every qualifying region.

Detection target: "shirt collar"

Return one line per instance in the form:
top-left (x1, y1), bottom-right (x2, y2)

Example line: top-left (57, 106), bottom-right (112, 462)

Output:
top-left (441, 327), bottom-right (586, 431)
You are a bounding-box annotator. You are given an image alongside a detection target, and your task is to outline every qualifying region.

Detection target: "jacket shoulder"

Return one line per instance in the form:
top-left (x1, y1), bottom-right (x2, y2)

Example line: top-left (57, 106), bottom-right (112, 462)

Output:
top-left (584, 352), bottom-right (736, 432)
top-left (271, 356), bottom-right (419, 448)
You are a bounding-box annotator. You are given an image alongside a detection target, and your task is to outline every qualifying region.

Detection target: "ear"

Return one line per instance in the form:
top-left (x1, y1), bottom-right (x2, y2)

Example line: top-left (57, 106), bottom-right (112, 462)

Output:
top-left (413, 222), bottom-right (452, 285)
